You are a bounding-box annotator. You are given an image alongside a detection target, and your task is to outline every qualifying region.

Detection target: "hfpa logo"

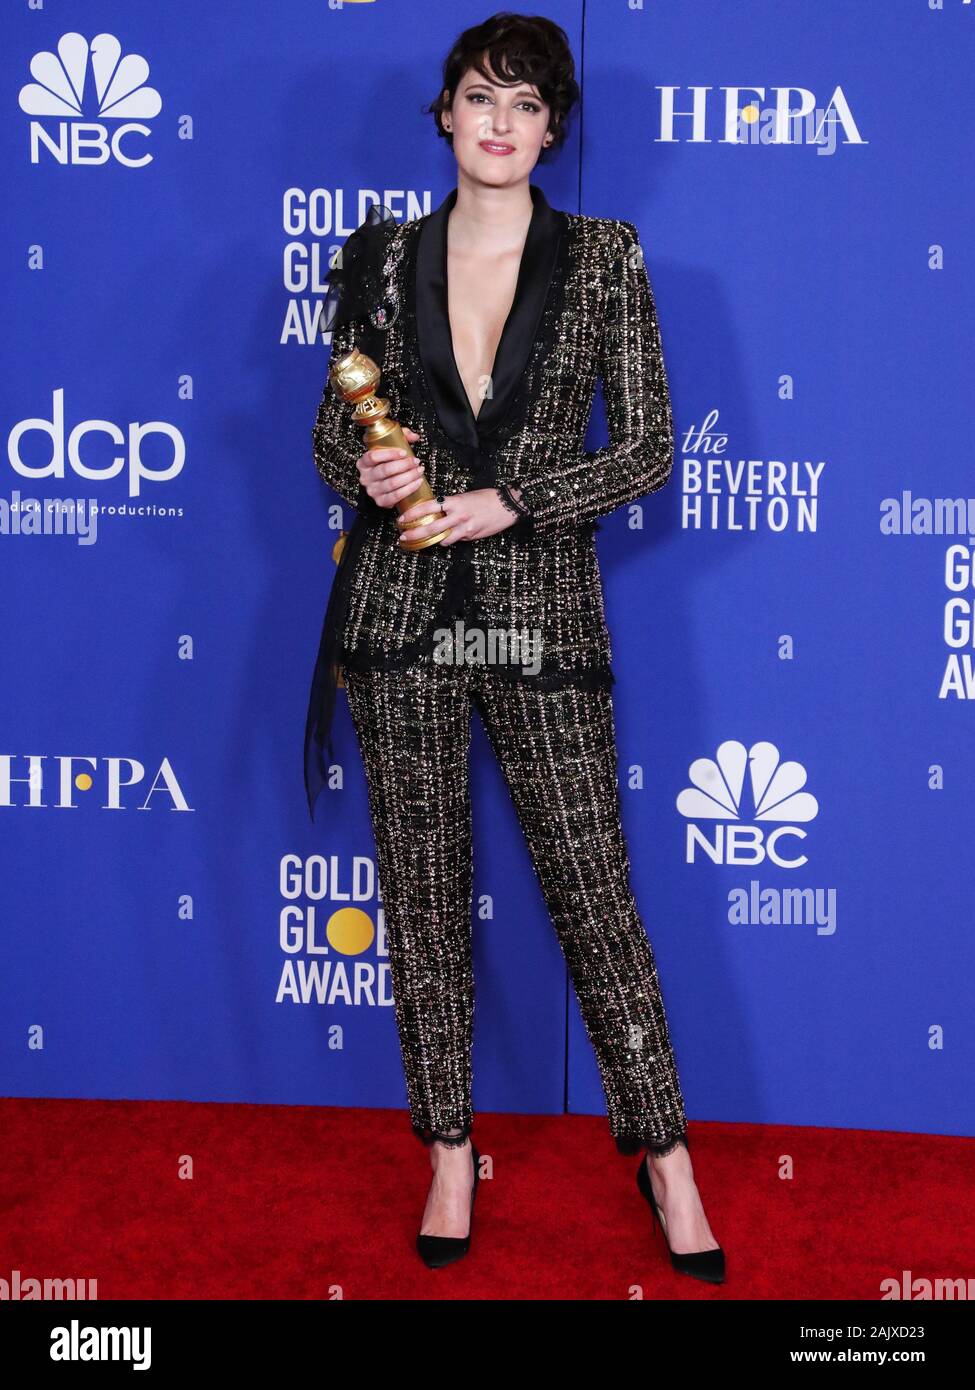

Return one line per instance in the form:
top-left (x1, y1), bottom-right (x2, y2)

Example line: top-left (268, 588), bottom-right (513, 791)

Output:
top-left (18, 32), bottom-right (162, 167)
top-left (676, 741), bottom-right (818, 869)
top-left (0, 756), bottom-right (193, 811)
top-left (656, 86), bottom-right (866, 149)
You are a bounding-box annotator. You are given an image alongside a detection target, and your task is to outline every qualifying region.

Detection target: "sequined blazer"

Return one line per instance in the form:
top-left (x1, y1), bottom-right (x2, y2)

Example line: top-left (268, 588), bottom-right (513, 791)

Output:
top-left (304, 183), bottom-right (675, 818)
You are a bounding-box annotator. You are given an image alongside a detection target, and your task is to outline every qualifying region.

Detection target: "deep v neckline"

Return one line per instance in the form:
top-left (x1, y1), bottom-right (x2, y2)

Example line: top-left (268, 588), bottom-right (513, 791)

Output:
top-left (444, 204), bottom-right (533, 427)
top-left (413, 183), bottom-right (567, 449)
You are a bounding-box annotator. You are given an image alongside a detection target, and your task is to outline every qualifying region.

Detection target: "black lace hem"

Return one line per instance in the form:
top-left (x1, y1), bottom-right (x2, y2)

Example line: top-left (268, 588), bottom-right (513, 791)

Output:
top-left (470, 659), bottom-right (615, 691)
top-left (342, 637), bottom-right (615, 691)
top-left (616, 1131), bottom-right (689, 1158)
top-left (413, 1121), bottom-right (474, 1150)
top-left (496, 482), bottom-right (532, 518)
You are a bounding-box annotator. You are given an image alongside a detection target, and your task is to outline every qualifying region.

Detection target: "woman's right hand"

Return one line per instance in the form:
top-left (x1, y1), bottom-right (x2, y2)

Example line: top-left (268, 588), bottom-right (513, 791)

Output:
top-left (357, 427), bottom-right (425, 509)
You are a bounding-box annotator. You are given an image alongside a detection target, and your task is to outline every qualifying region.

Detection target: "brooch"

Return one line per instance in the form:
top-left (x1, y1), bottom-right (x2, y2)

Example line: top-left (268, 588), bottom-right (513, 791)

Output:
top-left (369, 231), bottom-right (405, 329)
top-left (369, 292), bottom-right (399, 329)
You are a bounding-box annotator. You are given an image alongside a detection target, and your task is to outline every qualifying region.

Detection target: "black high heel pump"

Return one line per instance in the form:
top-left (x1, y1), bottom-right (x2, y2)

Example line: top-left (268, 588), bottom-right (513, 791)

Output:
top-left (416, 1143), bottom-right (480, 1269)
top-left (636, 1153), bottom-right (725, 1284)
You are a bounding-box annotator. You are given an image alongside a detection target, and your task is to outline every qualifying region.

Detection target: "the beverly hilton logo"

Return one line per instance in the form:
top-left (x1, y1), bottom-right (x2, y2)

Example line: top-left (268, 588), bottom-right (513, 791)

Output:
top-left (677, 740), bottom-right (819, 868)
top-left (19, 32), bottom-right (162, 166)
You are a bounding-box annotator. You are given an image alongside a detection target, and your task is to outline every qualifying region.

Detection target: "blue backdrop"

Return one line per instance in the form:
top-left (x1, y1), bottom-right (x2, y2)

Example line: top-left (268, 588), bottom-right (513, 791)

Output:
top-left (2, 0), bottom-right (972, 1147)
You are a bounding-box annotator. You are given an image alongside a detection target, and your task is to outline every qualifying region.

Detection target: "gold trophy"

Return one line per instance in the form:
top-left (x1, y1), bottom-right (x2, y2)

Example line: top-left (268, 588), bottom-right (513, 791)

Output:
top-left (328, 349), bottom-right (451, 550)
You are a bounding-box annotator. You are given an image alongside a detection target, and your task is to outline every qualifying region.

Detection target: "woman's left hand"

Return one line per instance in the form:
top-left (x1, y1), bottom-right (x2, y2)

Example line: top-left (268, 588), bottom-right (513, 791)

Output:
top-left (395, 488), bottom-right (519, 548)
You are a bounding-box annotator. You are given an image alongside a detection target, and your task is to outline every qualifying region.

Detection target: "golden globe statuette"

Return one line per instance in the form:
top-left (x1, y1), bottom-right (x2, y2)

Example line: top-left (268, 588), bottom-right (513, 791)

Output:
top-left (328, 348), bottom-right (451, 550)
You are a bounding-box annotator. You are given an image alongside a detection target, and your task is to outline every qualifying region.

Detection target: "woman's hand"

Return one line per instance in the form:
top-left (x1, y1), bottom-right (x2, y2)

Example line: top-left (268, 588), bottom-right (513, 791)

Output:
top-left (396, 487), bottom-right (523, 548)
top-left (357, 428), bottom-right (425, 508)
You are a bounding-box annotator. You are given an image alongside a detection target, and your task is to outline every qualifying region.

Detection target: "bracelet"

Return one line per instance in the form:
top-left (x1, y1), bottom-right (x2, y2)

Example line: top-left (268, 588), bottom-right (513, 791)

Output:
top-left (495, 483), bottom-right (532, 520)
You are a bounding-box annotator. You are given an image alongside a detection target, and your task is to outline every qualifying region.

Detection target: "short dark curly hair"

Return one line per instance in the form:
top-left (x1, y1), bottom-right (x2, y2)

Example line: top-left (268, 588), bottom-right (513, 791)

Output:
top-left (426, 11), bottom-right (579, 160)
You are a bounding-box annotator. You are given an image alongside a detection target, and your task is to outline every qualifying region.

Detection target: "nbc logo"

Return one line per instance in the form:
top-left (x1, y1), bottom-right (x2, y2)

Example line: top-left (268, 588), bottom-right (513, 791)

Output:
top-left (18, 32), bottom-right (162, 167)
top-left (676, 740), bottom-right (818, 869)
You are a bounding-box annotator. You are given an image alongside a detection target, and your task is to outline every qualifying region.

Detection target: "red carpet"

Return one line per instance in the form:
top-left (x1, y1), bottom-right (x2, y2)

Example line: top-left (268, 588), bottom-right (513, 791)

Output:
top-left (2, 1097), bottom-right (971, 1300)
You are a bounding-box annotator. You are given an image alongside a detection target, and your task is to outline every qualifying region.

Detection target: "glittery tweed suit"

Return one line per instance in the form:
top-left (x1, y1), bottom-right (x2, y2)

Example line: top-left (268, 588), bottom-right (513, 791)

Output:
top-left (306, 184), bottom-right (689, 1158)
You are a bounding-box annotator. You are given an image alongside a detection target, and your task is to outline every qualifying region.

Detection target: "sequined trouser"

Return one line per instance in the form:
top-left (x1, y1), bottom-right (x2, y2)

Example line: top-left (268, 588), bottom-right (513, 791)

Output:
top-left (343, 657), bottom-right (690, 1160)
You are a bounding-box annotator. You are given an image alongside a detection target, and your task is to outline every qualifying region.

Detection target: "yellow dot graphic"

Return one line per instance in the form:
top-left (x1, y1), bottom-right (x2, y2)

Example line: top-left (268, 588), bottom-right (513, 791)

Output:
top-left (741, 104), bottom-right (759, 124)
top-left (327, 907), bottom-right (375, 956)
top-left (75, 773), bottom-right (93, 791)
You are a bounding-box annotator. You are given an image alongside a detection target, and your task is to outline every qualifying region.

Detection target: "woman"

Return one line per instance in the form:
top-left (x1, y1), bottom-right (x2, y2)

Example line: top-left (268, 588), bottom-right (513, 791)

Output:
top-left (304, 12), bottom-right (724, 1282)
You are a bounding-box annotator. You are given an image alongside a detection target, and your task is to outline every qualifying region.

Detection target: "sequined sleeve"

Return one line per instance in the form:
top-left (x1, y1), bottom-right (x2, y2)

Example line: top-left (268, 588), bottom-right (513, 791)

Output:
top-left (497, 220), bottom-right (675, 532)
top-left (311, 312), bottom-right (373, 512)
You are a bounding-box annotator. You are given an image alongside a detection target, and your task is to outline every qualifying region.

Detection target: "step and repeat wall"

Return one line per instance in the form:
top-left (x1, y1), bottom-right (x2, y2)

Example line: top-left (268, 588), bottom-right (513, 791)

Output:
top-left (3, 1), bottom-right (971, 1147)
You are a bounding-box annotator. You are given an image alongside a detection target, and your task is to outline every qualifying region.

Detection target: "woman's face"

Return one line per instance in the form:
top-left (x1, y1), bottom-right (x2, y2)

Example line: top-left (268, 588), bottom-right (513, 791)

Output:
top-left (444, 61), bottom-right (553, 186)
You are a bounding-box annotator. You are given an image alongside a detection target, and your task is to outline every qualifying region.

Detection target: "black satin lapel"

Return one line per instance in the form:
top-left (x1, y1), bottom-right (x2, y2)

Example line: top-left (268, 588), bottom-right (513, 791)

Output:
top-left (477, 186), bottom-right (565, 438)
top-left (415, 184), bottom-right (566, 447)
top-left (416, 187), bottom-right (478, 448)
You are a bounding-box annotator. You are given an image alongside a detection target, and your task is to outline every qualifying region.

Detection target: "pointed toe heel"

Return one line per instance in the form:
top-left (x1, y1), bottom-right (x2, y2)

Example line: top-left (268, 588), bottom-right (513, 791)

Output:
top-left (636, 1154), bottom-right (725, 1285)
top-left (416, 1143), bottom-right (480, 1269)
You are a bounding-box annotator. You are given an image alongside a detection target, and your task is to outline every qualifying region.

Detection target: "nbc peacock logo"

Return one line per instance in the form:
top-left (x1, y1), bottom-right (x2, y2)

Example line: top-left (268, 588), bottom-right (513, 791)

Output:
top-left (676, 740), bottom-right (819, 869)
top-left (18, 32), bottom-right (162, 167)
